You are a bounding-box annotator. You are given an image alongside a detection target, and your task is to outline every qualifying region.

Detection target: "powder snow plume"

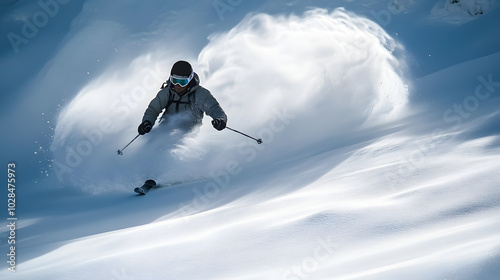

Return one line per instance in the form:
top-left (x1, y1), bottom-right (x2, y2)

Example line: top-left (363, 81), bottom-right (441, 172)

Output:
top-left (51, 8), bottom-right (409, 192)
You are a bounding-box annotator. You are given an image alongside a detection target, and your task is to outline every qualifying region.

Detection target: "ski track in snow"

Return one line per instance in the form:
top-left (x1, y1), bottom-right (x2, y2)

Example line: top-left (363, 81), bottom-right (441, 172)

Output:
top-left (1, 0), bottom-right (500, 279)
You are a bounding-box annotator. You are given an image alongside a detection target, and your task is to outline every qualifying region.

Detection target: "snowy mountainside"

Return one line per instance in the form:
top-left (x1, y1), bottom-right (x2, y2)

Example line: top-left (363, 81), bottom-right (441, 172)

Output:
top-left (1, 0), bottom-right (500, 279)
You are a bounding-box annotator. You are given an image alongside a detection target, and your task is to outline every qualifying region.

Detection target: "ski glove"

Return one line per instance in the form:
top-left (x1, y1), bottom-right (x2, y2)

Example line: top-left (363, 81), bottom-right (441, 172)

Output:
top-left (138, 120), bottom-right (152, 135)
top-left (212, 118), bottom-right (226, 131)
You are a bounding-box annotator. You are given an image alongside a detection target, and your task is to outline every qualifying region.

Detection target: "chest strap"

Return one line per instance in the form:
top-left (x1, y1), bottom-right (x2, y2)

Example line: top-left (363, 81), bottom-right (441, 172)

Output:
top-left (164, 90), bottom-right (196, 113)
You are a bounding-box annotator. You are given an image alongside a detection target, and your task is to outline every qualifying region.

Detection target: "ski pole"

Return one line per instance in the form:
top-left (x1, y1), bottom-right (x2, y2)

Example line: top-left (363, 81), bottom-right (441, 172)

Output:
top-left (226, 127), bottom-right (263, 144)
top-left (117, 134), bottom-right (140, 155)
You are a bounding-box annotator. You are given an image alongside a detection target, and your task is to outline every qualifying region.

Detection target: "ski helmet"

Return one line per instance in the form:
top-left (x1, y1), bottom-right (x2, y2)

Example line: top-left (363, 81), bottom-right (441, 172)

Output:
top-left (171, 60), bottom-right (193, 77)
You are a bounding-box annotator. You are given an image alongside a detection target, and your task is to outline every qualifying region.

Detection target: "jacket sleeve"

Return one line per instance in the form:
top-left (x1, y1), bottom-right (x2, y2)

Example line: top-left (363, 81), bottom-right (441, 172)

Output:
top-left (142, 88), bottom-right (169, 125)
top-left (196, 87), bottom-right (227, 122)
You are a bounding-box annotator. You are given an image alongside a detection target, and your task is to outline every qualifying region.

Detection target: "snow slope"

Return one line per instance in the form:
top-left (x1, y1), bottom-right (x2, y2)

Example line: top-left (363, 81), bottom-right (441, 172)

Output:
top-left (1, 0), bottom-right (499, 279)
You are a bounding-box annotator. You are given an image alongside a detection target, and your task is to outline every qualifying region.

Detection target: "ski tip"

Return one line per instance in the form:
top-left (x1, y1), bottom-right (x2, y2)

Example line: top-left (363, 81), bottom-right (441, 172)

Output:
top-left (145, 179), bottom-right (156, 186)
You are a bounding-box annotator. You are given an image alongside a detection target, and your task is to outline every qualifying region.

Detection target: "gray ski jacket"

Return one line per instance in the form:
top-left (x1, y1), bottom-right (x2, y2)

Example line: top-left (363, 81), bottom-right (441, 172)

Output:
top-left (141, 73), bottom-right (227, 127)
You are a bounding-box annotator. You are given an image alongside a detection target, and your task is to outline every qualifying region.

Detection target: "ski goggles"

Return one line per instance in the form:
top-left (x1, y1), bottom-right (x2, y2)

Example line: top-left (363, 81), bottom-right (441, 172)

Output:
top-left (170, 72), bottom-right (194, 87)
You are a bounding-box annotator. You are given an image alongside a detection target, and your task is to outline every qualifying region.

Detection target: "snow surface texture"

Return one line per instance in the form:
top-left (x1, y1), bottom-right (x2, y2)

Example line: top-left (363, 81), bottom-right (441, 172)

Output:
top-left (430, 0), bottom-right (494, 25)
top-left (1, 0), bottom-right (499, 279)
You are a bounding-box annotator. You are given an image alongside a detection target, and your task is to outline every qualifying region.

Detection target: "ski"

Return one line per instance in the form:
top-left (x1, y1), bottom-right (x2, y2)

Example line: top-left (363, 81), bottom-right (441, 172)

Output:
top-left (134, 179), bottom-right (156, 195)
top-left (134, 178), bottom-right (210, 196)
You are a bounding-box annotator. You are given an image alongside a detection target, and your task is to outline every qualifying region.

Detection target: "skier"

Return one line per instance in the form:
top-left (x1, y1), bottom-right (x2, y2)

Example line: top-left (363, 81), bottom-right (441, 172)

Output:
top-left (130, 61), bottom-right (262, 195)
top-left (137, 60), bottom-right (227, 136)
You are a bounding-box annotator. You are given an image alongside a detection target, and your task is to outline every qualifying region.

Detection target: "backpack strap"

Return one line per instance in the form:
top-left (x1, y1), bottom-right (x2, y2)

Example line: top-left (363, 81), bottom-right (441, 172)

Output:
top-left (165, 90), bottom-right (174, 112)
top-left (160, 77), bottom-right (196, 113)
top-left (162, 89), bottom-right (196, 114)
top-left (188, 90), bottom-right (196, 109)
